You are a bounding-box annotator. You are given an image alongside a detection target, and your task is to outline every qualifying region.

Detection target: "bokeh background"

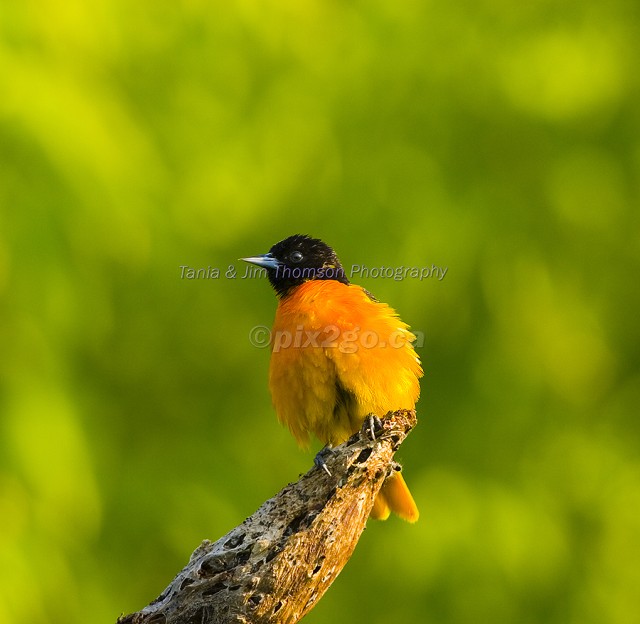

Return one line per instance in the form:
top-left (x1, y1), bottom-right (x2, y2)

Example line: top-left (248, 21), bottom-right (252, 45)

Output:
top-left (1, 1), bottom-right (639, 623)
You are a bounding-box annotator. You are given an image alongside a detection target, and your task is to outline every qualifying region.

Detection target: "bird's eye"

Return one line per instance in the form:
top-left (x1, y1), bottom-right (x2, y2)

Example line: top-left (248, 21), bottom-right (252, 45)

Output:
top-left (290, 251), bottom-right (304, 263)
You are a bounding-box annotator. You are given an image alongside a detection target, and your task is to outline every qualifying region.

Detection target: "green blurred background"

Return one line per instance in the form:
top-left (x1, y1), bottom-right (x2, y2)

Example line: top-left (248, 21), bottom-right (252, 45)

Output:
top-left (1, 1), bottom-right (639, 623)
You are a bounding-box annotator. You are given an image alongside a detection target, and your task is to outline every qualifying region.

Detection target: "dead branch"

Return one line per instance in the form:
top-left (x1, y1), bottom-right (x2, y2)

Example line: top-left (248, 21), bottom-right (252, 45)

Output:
top-left (117, 409), bottom-right (417, 624)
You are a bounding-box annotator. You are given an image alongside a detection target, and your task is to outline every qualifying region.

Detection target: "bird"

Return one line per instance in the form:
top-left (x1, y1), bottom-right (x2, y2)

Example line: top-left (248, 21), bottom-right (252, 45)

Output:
top-left (243, 234), bottom-right (422, 522)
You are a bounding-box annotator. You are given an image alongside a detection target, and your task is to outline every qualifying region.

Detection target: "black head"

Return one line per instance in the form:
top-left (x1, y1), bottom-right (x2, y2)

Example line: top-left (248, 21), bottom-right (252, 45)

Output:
top-left (242, 234), bottom-right (350, 297)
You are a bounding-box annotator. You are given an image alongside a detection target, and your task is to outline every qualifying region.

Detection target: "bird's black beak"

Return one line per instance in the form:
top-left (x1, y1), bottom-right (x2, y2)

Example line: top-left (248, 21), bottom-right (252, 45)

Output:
top-left (241, 252), bottom-right (280, 270)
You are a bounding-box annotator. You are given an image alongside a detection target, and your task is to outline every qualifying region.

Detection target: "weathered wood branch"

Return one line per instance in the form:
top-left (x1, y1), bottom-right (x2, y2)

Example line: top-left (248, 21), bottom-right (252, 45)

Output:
top-left (117, 409), bottom-right (417, 624)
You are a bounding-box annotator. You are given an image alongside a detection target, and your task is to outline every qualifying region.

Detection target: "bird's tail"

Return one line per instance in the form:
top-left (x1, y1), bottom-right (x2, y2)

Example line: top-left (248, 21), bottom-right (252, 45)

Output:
top-left (370, 471), bottom-right (419, 523)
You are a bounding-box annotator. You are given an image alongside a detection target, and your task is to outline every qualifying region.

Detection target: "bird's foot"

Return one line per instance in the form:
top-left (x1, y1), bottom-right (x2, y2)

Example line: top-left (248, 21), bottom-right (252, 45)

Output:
top-left (362, 414), bottom-right (384, 441)
top-left (314, 446), bottom-right (334, 476)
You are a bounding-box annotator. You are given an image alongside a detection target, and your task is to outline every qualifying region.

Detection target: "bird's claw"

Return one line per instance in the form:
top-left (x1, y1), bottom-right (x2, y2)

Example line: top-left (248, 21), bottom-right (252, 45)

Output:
top-left (314, 446), bottom-right (334, 476)
top-left (362, 414), bottom-right (384, 441)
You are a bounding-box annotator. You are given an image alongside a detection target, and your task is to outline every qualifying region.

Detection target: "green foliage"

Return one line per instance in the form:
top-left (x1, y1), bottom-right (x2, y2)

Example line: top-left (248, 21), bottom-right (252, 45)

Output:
top-left (1, 1), bottom-right (639, 623)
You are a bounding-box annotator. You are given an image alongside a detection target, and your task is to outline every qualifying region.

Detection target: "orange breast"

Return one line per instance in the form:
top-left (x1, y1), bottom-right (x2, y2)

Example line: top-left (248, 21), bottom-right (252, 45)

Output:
top-left (268, 281), bottom-right (422, 447)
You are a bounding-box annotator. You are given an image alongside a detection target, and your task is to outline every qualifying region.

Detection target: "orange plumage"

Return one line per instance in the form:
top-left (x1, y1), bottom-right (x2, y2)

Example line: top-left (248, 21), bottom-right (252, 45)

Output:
top-left (244, 235), bottom-right (422, 522)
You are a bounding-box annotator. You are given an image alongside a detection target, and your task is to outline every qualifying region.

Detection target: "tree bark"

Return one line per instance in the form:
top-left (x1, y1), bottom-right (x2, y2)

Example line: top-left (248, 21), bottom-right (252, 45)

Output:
top-left (117, 409), bottom-right (417, 624)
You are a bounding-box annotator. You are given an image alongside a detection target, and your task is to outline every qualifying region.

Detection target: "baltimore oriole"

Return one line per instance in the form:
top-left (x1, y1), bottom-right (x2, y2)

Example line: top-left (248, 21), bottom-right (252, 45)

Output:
top-left (243, 234), bottom-right (421, 522)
